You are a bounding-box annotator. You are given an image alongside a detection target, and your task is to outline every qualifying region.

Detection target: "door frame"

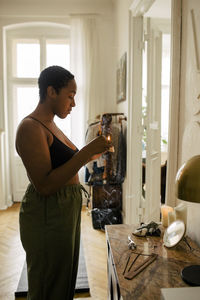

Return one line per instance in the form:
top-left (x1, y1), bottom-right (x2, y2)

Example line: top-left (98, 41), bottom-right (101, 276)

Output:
top-left (125, 13), bottom-right (143, 225)
top-left (145, 17), bottom-right (162, 223)
top-left (165, 0), bottom-right (182, 207)
top-left (125, 0), bottom-right (182, 224)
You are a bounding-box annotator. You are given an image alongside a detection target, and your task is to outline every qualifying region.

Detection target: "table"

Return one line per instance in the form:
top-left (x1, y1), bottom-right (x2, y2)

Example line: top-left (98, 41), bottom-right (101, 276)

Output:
top-left (105, 224), bottom-right (200, 300)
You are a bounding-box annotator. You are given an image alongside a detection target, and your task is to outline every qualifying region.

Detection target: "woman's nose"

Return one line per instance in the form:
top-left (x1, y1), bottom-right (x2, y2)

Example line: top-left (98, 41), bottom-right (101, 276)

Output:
top-left (72, 98), bottom-right (76, 107)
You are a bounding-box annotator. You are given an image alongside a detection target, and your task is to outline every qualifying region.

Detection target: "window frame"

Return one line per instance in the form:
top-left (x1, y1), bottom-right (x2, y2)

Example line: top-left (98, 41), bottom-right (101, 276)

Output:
top-left (6, 23), bottom-right (71, 157)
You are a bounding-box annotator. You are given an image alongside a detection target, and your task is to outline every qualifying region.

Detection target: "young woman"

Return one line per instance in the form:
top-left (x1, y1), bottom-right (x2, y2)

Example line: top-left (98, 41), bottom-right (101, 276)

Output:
top-left (15, 65), bottom-right (111, 300)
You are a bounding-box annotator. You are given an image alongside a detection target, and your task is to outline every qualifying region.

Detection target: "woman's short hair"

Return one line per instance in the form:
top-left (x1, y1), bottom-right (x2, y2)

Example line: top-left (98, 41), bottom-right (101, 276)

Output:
top-left (38, 65), bottom-right (74, 102)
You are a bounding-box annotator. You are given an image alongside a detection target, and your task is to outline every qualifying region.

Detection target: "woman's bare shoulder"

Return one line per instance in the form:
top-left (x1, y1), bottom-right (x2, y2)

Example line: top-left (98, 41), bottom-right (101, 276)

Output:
top-left (16, 117), bottom-right (47, 154)
top-left (17, 117), bottom-right (36, 131)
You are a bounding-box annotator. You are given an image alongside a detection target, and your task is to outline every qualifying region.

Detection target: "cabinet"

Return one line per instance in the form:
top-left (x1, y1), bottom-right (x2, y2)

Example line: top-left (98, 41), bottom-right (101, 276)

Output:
top-left (105, 224), bottom-right (200, 300)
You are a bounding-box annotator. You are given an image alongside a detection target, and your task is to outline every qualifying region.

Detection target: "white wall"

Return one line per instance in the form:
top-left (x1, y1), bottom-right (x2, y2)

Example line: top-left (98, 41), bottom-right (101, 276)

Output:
top-left (112, 0), bottom-right (132, 222)
top-left (178, 0), bottom-right (200, 245)
top-left (0, 0), bottom-right (112, 15)
top-left (113, 0), bottom-right (132, 116)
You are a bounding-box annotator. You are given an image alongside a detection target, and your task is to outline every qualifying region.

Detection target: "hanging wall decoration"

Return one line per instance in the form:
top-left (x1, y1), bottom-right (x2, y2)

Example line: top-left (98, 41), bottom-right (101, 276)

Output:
top-left (117, 52), bottom-right (127, 103)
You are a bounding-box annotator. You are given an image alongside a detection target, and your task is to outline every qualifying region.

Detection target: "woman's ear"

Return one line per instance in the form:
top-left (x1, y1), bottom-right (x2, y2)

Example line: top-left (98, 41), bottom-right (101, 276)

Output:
top-left (47, 86), bottom-right (57, 99)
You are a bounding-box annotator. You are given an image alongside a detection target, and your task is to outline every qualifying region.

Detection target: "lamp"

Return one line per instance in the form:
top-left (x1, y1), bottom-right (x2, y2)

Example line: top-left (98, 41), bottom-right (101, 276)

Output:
top-left (175, 155), bottom-right (200, 286)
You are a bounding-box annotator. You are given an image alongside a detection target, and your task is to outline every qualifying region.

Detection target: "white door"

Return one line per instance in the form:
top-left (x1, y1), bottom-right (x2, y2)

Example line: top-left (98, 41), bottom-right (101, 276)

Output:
top-left (144, 18), bottom-right (162, 222)
top-left (126, 14), bottom-right (144, 225)
top-left (6, 27), bottom-right (70, 202)
top-left (7, 38), bottom-right (40, 203)
top-left (8, 84), bottom-right (39, 202)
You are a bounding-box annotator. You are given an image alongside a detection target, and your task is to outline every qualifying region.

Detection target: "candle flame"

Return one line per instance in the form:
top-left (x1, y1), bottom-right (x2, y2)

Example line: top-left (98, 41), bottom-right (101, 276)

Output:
top-left (107, 135), bottom-right (111, 141)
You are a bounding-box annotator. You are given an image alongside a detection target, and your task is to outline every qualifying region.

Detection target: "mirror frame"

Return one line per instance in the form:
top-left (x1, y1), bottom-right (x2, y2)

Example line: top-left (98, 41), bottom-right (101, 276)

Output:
top-left (163, 220), bottom-right (186, 248)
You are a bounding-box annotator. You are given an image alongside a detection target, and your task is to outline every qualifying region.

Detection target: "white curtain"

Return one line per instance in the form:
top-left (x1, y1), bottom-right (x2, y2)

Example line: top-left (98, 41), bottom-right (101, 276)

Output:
top-left (70, 16), bottom-right (103, 185)
top-left (70, 16), bottom-right (103, 146)
top-left (0, 131), bottom-right (12, 210)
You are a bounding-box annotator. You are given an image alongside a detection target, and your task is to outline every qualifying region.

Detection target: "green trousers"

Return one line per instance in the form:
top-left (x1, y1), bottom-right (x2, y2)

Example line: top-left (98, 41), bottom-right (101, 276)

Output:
top-left (19, 183), bottom-right (84, 300)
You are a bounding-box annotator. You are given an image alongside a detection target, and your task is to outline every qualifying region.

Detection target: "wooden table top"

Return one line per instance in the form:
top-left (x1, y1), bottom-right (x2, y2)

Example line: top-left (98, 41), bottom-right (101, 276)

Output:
top-left (105, 224), bottom-right (200, 300)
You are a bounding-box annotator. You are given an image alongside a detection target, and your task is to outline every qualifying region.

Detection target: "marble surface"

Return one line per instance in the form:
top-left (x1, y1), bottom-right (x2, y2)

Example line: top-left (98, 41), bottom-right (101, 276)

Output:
top-left (105, 224), bottom-right (200, 300)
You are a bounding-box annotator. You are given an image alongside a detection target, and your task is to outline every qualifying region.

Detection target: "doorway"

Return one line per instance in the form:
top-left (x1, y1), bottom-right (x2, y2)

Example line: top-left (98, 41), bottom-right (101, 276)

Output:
top-left (126, 0), bottom-right (175, 225)
top-left (142, 16), bottom-right (171, 222)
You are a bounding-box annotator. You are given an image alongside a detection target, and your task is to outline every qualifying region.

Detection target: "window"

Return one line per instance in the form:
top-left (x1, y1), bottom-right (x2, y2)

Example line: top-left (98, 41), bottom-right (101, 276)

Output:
top-left (16, 86), bottom-right (39, 125)
top-left (15, 40), bottom-right (40, 78)
top-left (7, 26), bottom-right (71, 157)
top-left (46, 39), bottom-right (70, 68)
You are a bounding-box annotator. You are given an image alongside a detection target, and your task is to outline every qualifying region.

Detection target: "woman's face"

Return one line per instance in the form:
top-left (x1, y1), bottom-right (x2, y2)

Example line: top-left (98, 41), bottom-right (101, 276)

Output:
top-left (52, 79), bottom-right (77, 119)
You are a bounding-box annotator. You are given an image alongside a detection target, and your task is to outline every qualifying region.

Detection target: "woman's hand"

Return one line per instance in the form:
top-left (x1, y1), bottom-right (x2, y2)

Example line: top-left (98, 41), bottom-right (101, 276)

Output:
top-left (85, 135), bottom-right (112, 156)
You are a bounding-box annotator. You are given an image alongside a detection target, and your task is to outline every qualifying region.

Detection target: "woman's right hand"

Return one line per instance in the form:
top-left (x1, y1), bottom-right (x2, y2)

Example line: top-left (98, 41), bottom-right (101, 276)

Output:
top-left (86, 135), bottom-right (112, 156)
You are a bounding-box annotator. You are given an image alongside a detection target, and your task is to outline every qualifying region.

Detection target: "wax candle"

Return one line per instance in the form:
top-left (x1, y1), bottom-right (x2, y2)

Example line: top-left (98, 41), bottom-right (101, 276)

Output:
top-left (107, 135), bottom-right (115, 152)
top-left (168, 210), bottom-right (176, 226)
top-left (161, 205), bottom-right (174, 227)
top-left (174, 203), bottom-right (187, 227)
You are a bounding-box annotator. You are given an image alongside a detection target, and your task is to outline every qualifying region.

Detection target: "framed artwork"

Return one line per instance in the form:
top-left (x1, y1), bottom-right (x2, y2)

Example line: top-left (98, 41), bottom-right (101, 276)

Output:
top-left (117, 52), bottom-right (127, 103)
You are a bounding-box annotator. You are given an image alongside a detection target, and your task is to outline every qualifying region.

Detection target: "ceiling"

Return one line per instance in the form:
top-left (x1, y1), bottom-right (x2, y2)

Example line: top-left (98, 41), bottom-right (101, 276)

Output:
top-left (145, 0), bottom-right (171, 19)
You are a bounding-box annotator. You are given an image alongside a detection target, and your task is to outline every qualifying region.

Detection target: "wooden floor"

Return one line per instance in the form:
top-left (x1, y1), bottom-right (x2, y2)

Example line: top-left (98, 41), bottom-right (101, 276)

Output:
top-left (0, 203), bottom-right (108, 300)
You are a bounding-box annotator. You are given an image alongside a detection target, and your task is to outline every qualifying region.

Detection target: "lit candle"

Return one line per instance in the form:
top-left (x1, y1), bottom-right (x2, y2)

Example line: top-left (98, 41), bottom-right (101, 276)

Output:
top-left (107, 135), bottom-right (111, 141)
top-left (174, 203), bottom-right (187, 227)
top-left (106, 135), bottom-right (114, 152)
top-left (161, 205), bottom-right (174, 227)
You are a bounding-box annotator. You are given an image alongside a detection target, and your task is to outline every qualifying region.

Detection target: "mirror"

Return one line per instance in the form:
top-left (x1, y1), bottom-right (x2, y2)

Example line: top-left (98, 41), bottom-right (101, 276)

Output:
top-left (163, 220), bottom-right (186, 248)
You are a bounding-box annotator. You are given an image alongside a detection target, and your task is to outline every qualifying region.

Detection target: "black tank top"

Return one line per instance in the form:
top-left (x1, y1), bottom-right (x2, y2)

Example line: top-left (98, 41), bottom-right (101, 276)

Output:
top-left (27, 117), bottom-right (78, 169)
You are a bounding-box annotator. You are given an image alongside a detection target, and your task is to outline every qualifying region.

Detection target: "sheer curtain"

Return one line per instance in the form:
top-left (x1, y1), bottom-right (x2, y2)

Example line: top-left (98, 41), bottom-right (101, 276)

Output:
top-left (70, 16), bottom-right (103, 184)
top-left (0, 131), bottom-right (12, 209)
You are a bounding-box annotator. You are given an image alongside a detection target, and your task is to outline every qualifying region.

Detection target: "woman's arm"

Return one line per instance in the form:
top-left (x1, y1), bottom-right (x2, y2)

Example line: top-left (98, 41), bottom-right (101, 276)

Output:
top-left (86, 153), bottom-right (104, 163)
top-left (16, 119), bottom-right (111, 196)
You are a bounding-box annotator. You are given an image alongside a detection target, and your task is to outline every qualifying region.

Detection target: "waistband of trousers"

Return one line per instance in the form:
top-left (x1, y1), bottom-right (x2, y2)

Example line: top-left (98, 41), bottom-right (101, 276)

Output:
top-left (26, 183), bottom-right (90, 199)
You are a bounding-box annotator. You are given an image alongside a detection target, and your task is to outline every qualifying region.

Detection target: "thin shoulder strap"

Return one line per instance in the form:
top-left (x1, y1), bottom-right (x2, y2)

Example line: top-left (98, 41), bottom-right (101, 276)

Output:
top-left (26, 116), bottom-right (54, 135)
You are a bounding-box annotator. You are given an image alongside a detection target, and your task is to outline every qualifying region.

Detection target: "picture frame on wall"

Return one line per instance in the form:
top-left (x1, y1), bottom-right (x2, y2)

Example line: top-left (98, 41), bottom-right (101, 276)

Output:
top-left (117, 52), bottom-right (127, 103)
